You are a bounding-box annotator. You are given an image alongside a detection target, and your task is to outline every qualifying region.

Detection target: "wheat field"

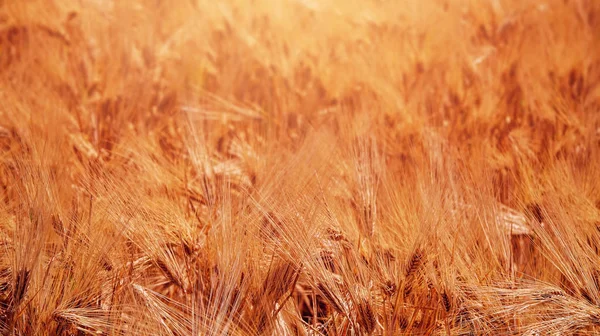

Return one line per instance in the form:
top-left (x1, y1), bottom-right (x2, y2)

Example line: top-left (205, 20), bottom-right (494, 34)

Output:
top-left (0, 0), bottom-right (599, 335)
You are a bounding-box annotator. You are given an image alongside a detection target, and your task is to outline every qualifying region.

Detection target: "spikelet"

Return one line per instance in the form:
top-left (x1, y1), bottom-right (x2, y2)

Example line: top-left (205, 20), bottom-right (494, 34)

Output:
top-left (354, 285), bottom-right (376, 334)
top-left (12, 269), bottom-right (30, 308)
top-left (381, 279), bottom-right (397, 297)
top-left (262, 261), bottom-right (298, 302)
top-left (317, 282), bottom-right (346, 314)
top-left (440, 290), bottom-right (451, 313)
top-left (405, 248), bottom-right (424, 278)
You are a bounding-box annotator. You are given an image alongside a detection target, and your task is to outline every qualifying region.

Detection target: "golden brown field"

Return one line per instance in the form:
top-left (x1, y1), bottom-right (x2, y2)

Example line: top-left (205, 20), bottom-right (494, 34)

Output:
top-left (0, 0), bottom-right (599, 334)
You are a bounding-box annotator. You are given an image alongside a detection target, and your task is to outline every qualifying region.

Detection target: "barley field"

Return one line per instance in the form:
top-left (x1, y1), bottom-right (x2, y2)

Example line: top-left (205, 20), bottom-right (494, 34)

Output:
top-left (0, 0), bottom-right (599, 335)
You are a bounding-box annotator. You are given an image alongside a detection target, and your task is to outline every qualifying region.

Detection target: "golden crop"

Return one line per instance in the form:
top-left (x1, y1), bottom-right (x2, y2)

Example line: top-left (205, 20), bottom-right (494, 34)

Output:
top-left (0, 0), bottom-right (599, 334)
